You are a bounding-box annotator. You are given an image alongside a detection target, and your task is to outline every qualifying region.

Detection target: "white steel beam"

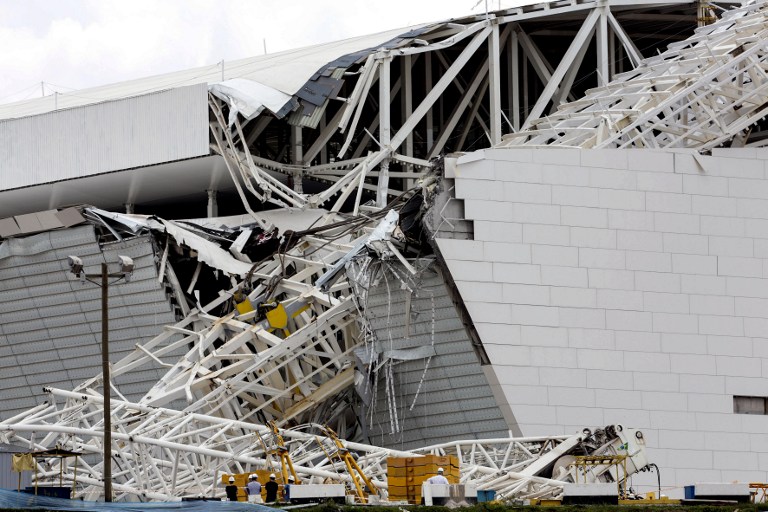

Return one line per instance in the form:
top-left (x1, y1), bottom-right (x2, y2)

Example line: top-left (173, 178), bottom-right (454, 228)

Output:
top-left (606, 10), bottom-right (644, 68)
top-left (489, 19), bottom-right (502, 144)
top-left (510, 29), bottom-right (521, 131)
top-left (596, 5), bottom-right (610, 85)
top-left (522, 8), bottom-right (600, 129)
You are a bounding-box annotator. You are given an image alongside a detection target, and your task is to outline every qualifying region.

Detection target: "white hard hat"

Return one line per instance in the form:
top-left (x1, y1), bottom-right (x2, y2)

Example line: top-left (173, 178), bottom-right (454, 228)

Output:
top-left (437, 467), bottom-right (444, 473)
top-left (288, 475), bottom-right (295, 481)
top-left (250, 474), bottom-right (257, 479)
top-left (229, 477), bottom-right (235, 483)
top-left (269, 473), bottom-right (276, 479)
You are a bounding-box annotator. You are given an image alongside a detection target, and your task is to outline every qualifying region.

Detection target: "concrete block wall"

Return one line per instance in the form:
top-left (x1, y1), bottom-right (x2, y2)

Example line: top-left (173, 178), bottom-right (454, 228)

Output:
top-left (438, 147), bottom-right (768, 492)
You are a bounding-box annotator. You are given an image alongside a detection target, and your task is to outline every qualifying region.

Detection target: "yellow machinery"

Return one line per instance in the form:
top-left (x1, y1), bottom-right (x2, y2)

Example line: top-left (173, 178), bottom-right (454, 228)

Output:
top-left (570, 454), bottom-right (628, 498)
top-left (750, 483), bottom-right (768, 503)
top-left (322, 426), bottom-right (377, 503)
top-left (387, 454), bottom-right (459, 504)
top-left (268, 421), bottom-right (299, 484)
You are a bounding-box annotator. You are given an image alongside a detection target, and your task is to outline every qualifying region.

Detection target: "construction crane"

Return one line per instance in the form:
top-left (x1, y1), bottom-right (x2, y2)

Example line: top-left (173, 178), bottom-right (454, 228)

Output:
top-left (322, 426), bottom-right (377, 503)
top-left (268, 421), bottom-right (298, 484)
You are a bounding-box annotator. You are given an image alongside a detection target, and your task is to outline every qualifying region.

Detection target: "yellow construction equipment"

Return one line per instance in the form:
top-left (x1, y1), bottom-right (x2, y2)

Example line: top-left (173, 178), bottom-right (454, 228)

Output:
top-left (570, 454), bottom-right (628, 498)
top-left (268, 421), bottom-right (299, 484)
top-left (323, 426), bottom-right (377, 503)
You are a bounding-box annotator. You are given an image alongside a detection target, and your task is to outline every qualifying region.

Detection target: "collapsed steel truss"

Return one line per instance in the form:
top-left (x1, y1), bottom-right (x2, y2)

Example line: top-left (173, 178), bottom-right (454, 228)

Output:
top-left (0, 0), bottom-right (753, 502)
top-left (207, 0), bottom-right (715, 213)
top-left (503, 0), bottom-right (768, 149)
top-left (0, 383), bottom-right (646, 502)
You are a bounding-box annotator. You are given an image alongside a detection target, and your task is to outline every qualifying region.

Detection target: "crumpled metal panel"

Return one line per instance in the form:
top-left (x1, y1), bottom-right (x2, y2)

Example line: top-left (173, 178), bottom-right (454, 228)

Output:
top-left (360, 261), bottom-right (509, 450)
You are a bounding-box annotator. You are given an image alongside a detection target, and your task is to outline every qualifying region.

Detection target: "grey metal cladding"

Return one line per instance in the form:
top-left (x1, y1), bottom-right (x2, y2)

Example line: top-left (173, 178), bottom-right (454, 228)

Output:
top-left (362, 263), bottom-right (508, 450)
top-left (0, 224), bottom-right (179, 420)
top-left (0, 218), bottom-right (21, 238)
top-left (0, 84), bottom-right (209, 192)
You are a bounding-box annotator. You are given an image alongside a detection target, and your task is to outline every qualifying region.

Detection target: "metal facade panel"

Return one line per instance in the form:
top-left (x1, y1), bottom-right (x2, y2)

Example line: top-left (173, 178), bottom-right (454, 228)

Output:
top-left (0, 84), bottom-right (209, 191)
top-left (362, 263), bottom-right (509, 450)
top-left (0, 224), bottom-right (181, 421)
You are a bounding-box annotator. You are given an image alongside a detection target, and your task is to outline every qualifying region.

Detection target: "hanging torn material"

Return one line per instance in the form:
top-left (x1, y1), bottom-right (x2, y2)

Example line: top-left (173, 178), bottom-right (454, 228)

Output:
top-left (209, 78), bottom-right (298, 125)
top-left (354, 344), bottom-right (436, 363)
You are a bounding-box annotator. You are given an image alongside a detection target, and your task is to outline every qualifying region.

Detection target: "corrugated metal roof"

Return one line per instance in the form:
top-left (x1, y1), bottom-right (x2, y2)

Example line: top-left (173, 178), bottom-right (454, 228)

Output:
top-left (361, 262), bottom-right (509, 449)
top-left (0, 26), bottom-right (423, 122)
top-left (0, 225), bottom-right (180, 421)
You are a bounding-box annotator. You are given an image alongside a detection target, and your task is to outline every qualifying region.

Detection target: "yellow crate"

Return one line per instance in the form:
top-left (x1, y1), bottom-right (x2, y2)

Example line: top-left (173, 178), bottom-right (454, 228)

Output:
top-left (391, 475), bottom-right (429, 486)
top-left (405, 466), bottom-right (426, 476)
top-left (422, 454), bottom-right (459, 468)
top-left (387, 457), bottom-right (407, 468)
top-left (425, 464), bottom-right (458, 475)
top-left (407, 484), bottom-right (423, 495)
top-left (388, 467), bottom-right (407, 478)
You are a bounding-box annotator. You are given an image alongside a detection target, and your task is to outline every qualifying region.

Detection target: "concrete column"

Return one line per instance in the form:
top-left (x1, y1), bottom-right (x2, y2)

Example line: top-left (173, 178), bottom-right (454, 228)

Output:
top-left (207, 190), bottom-right (218, 218)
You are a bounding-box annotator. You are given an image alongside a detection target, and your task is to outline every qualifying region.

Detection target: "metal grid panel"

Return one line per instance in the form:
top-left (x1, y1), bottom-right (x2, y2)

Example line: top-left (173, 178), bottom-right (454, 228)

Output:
top-left (0, 224), bottom-right (180, 421)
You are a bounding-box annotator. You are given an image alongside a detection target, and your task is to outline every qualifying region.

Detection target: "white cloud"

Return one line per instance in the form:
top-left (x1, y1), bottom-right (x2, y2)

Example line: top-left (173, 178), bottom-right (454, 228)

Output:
top-left (0, 0), bottom-right (534, 105)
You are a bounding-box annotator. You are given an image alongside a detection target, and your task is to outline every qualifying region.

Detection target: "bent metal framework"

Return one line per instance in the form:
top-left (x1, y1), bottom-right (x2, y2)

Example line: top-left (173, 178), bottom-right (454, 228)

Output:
top-left (1, 0), bottom-right (768, 501)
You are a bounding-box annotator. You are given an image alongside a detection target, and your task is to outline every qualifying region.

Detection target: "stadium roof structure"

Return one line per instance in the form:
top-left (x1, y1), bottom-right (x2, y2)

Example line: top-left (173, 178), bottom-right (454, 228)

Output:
top-left (502, 0), bottom-right (768, 149)
top-left (0, 0), bottom-right (726, 220)
top-left (1, 0), bottom-right (763, 502)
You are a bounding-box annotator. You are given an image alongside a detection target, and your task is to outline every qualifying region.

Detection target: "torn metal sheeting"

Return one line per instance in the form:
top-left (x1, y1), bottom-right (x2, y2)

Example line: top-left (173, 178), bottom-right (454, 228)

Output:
top-left (209, 78), bottom-right (298, 126)
top-left (0, 208), bottom-right (85, 238)
top-left (0, 24), bottom-right (419, 121)
top-left (354, 344), bottom-right (436, 362)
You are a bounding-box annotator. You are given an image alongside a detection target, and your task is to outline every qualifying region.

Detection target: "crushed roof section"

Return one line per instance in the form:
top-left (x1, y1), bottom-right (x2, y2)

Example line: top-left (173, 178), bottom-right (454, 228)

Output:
top-left (501, 0), bottom-right (768, 150)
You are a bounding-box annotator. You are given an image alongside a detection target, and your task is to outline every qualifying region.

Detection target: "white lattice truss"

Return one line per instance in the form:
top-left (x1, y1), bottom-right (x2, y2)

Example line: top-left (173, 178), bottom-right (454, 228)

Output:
top-left (206, 0), bottom-right (717, 213)
top-left (502, 0), bottom-right (768, 149)
top-left (0, 209), bottom-right (649, 502)
top-left (0, 0), bottom-right (728, 502)
top-left (0, 384), bottom-right (645, 502)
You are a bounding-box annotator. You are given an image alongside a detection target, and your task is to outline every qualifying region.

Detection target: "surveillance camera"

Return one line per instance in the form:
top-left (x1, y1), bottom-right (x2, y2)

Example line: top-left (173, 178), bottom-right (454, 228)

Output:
top-left (117, 255), bottom-right (134, 274)
top-left (67, 255), bottom-right (83, 276)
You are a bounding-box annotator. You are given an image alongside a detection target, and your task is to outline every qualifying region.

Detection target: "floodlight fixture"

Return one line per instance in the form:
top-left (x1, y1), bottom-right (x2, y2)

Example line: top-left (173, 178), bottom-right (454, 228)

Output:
top-left (67, 255), bottom-right (84, 276)
top-left (117, 255), bottom-right (134, 281)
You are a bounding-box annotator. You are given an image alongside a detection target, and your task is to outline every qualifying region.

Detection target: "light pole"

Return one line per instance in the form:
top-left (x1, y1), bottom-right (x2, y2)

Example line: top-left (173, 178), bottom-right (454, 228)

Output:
top-left (67, 255), bottom-right (134, 503)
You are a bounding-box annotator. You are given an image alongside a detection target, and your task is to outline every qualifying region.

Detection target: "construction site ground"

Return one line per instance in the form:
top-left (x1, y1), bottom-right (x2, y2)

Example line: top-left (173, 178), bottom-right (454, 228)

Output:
top-left (3, 504), bottom-right (768, 512)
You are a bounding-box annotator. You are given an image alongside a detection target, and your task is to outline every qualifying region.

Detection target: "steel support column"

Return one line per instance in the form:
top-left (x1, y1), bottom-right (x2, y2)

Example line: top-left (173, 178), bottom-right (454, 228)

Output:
top-left (101, 263), bottom-right (112, 502)
top-left (522, 8), bottom-right (600, 129)
top-left (488, 19), bottom-right (502, 144)
top-left (596, 5), bottom-right (610, 85)
top-left (509, 29), bottom-right (520, 131)
top-left (377, 52), bottom-right (391, 208)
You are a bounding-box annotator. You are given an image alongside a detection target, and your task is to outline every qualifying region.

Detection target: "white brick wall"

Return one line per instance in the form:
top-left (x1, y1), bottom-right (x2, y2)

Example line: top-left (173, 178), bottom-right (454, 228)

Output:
top-left (444, 148), bottom-right (768, 492)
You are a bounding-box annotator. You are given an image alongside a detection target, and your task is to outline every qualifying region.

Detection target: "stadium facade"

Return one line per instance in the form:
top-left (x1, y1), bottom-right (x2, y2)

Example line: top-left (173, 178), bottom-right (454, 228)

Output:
top-left (2, 0), bottom-right (768, 497)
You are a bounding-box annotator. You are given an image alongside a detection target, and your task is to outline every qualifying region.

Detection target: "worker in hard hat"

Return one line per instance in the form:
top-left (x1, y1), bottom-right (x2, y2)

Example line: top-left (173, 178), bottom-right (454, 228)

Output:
top-left (283, 475), bottom-right (295, 502)
top-left (265, 473), bottom-right (279, 503)
top-left (427, 467), bottom-right (449, 485)
top-left (225, 476), bottom-right (239, 502)
top-left (246, 473), bottom-right (263, 504)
